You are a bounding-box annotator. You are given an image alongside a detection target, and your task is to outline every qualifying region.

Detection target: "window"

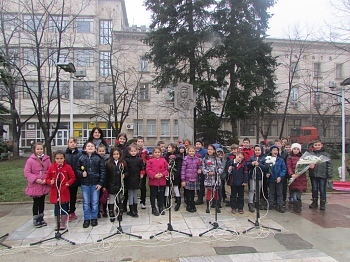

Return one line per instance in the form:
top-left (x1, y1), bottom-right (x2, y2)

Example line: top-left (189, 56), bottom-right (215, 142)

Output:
top-left (219, 86), bottom-right (227, 101)
top-left (337, 91), bottom-right (342, 103)
top-left (100, 20), bottom-right (112, 44)
top-left (100, 52), bottom-right (111, 76)
top-left (23, 82), bottom-right (40, 99)
top-left (314, 90), bottom-right (321, 104)
top-left (23, 48), bottom-right (45, 66)
top-left (139, 84), bottom-right (149, 100)
top-left (173, 120), bottom-right (178, 137)
top-left (48, 81), bottom-right (69, 99)
top-left (7, 48), bottom-right (20, 65)
top-left (160, 120), bottom-right (170, 137)
top-left (240, 119), bottom-right (255, 136)
top-left (291, 86), bottom-right (298, 102)
top-left (74, 49), bottom-right (94, 67)
top-left (147, 119), bottom-right (156, 137)
top-left (167, 85), bottom-right (174, 101)
top-left (1, 14), bottom-right (19, 31)
top-left (133, 120), bottom-right (143, 137)
top-left (290, 62), bottom-right (299, 77)
top-left (140, 60), bottom-right (148, 71)
top-left (335, 64), bottom-right (343, 79)
top-left (267, 119), bottom-right (278, 136)
top-left (49, 49), bottom-right (69, 65)
top-left (23, 14), bottom-right (43, 31)
top-left (313, 62), bottom-right (322, 78)
top-left (74, 82), bottom-right (94, 100)
top-left (75, 18), bottom-right (93, 33)
top-left (287, 119), bottom-right (301, 128)
top-left (99, 83), bottom-right (113, 104)
top-left (48, 15), bottom-right (68, 32)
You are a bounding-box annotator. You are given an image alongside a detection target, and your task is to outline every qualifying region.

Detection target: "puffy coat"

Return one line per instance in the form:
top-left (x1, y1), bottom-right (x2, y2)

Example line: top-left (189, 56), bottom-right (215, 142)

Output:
top-left (202, 156), bottom-right (223, 187)
top-left (227, 160), bottom-right (248, 186)
top-left (181, 155), bottom-right (201, 182)
top-left (267, 156), bottom-right (287, 183)
top-left (46, 162), bottom-right (76, 204)
top-left (196, 148), bottom-right (207, 159)
top-left (146, 157), bottom-right (168, 186)
top-left (309, 149), bottom-right (333, 179)
top-left (125, 156), bottom-right (144, 189)
top-left (24, 154), bottom-right (51, 197)
top-left (105, 160), bottom-right (125, 194)
top-left (287, 153), bottom-right (307, 191)
top-left (247, 155), bottom-right (268, 180)
top-left (76, 151), bottom-right (106, 186)
top-left (241, 147), bottom-right (254, 163)
top-left (64, 147), bottom-right (82, 187)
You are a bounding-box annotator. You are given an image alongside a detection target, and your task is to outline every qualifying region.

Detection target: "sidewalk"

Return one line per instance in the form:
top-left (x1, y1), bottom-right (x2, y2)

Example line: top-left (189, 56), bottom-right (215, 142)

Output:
top-left (0, 193), bottom-right (349, 261)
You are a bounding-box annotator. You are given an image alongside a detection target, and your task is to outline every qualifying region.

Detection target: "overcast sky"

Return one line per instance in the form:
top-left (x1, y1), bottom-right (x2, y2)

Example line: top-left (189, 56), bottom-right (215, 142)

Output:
top-left (125, 0), bottom-right (340, 39)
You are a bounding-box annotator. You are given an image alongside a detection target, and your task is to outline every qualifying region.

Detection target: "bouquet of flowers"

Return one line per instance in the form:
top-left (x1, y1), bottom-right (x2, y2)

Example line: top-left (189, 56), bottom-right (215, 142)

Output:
top-left (288, 152), bottom-right (330, 186)
top-left (265, 156), bottom-right (276, 174)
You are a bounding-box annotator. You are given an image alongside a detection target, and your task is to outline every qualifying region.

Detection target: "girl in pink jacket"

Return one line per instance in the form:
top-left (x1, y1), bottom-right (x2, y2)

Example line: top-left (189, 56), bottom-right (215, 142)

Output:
top-left (24, 142), bottom-right (51, 228)
top-left (146, 146), bottom-right (168, 216)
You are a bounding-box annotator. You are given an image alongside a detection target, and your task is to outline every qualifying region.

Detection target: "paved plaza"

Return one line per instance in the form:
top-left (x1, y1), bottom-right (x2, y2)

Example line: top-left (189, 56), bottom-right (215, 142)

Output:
top-left (0, 193), bottom-right (349, 261)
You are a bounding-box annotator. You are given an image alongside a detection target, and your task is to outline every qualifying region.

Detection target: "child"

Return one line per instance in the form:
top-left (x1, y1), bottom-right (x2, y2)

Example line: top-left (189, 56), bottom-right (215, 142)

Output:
top-left (216, 148), bottom-right (226, 208)
top-left (116, 133), bottom-right (129, 211)
top-left (136, 136), bottom-right (150, 209)
top-left (202, 144), bottom-right (223, 214)
top-left (181, 145), bottom-right (201, 212)
top-left (105, 147), bottom-right (126, 222)
top-left (177, 144), bottom-right (187, 207)
top-left (46, 150), bottom-right (76, 230)
top-left (247, 145), bottom-right (268, 213)
top-left (267, 145), bottom-right (287, 213)
top-left (165, 143), bottom-right (182, 210)
top-left (97, 144), bottom-right (109, 218)
top-left (77, 142), bottom-right (106, 228)
top-left (157, 140), bottom-right (167, 157)
top-left (194, 140), bottom-right (207, 205)
top-left (64, 138), bottom-right (82, 221)
top-left (125, 144), bottom-right (144, 218)
top-left (146, 146), bottom-right (169, 216)
top-left (24, 142), bottom-right (51, 227)
top-left (241, 138), bottom-right (255, 163)
top-left (308, 139), bottom-right (333, 210)
top-left (286, 143), bottom-right (306, 213)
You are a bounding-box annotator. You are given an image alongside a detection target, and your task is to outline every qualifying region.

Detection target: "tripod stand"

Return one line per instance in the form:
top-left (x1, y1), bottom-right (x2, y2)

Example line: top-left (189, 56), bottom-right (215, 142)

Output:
top-left (0, 233), bottom-right (11, 249)
top-left (150, 165), bottom-right (192, 239)
top-left (242, 167), bottom-right (281, 234)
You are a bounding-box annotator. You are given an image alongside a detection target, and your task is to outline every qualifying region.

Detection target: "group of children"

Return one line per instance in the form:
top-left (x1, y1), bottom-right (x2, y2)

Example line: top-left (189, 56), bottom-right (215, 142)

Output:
top-left (23, 130), bottom-right (333, 231)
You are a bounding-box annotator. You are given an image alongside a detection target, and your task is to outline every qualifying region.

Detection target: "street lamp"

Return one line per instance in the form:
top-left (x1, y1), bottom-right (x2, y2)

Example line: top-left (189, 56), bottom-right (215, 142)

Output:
top-left (340, 77), bottom-right (350, 182)
top-left (57, 62), bottom-right (76, 138)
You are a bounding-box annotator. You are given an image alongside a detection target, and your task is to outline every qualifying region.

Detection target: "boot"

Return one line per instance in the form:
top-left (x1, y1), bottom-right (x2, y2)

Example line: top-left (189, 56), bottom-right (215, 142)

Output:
top-left (132, 204), bottom-right (139, 218)
top-left (186, 197), bottom-right (191, 212)
top-left (216, 203), bottom-right (221, 213)
top-left (54, 216), bottom-right (59, 230)
top-left (206, 201), bottom-right (210, 213)
top-left (127, 205), bottom-right (133, 216)
top-left (278, 205), bottom-right (285, 213)
top-left (320, 199), bottom-right (326, 210)
top-left (195, 197), bottom-right (204, 205)
top-left (248, 203), bottom-right (255, 213)
top-left (293, 200), bottom-right (302, 213)
top-left (190, 201), bottom-right (197, 212)
top-left (38, 213), bottom-right (47, 227)
top-left (174, 197), bottom-right (181, 211)
top-left (159, 206), bottom-right (165, 215)
top-left (152, 207), bottom-right (159, 216)
top-left (101, 204), bottom-right (108, 217)
top-left (33, 215), bottom-right (41, 228)
top-left (309, 198), bottom-right (318, 209)
top-left (108, 204), bottom-right (115, 222)
top-left (211, 200), bottom-right (216, 208)
top-left (60, 215), bottom-right (67, 230)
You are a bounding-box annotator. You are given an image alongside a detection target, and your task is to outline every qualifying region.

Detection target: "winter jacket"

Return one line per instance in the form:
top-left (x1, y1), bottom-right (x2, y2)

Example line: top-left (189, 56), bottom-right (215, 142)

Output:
top-left (116, 143), bottom-right (129, 158)
top-left (146, 157), bottom-right (169, 186)
top-left (247, 155), bottom-right (268, 180)
top-left (227, 160), bottom-right (248, 186)
top-left (76, 151), bottom-right (106, 186)
top-left (225, 153), bottom-right (236, 172)
top-left (64, 147), bottom-right (82, 187)
top-left (105, 160), bottom-right (125, 194)
top-left (218, 157), bottom-right (227, 180)
top-left (174, 152), bottom-right (185, 185)
top-left (267, 156), bottom-right (287, 183)
top-left (202, 155), bottom-right (223, 187)
top-left (309, 149), bottom-right (333, 179)
top-left (181, 155), bottom-right (201, 182)
top-left (287, 153), bottom-right (307, 191)
top-left (46, 162), bottom-right (76, 204)
top-left (24, 154), bottom-right (51, 197)
top-left (125, 155), bottom-right (144, 190)
top-left (241, 147), bottom-right (254, 163)
top-left (196, 148), bottom-right (207, 159)
top-left (138, 147), bottom-right (150, 164)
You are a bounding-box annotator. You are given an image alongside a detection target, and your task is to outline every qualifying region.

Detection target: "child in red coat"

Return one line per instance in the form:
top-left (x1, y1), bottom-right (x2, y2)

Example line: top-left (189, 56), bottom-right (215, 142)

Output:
top-left (46, 150), bottom-right (76, 230)
top-left (286, 143), bottom-right (307, 213)
top-left (146, 146), bottom-right (168, 216)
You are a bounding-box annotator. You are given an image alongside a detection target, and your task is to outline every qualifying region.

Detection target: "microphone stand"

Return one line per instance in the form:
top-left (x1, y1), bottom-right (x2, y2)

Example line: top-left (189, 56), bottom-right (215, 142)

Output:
top-left (242, 166), bottom-right (281, 234)
top-left (150, 159), bottom-right (192, 239)
top-left (31, 174), bottom-right (75, 246)
top-left (0, 233), bottom-right (11, 249)
top-left (98, 165), bottom-right (142, 242)
top-left (199, 158), bottom-right (239, 237)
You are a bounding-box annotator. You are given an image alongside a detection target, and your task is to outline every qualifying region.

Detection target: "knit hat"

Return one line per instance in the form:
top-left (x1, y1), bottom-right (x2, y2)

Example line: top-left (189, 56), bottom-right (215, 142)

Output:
top-left (195, 140), bottom-right (203, 146)
top-left (217, 148), bottom-right (224, 154)
top-left (178, 144), bottom-right (186, 149)
top-left (291, 143), bottom-right (302, 151)
top-left (269, 144), bottom-right (279, 152)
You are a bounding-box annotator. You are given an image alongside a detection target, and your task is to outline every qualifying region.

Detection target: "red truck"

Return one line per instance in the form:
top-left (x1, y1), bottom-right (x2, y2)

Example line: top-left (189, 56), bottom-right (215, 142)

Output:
top-left (289, 126), bottom-right (350, 152)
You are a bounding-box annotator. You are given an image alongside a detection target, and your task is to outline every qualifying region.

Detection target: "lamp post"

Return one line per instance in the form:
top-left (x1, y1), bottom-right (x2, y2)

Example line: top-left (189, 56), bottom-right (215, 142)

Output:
top-left (340, 77), bottom-right (350, 182)
top-left (57, 62), bottom-right (76, 138)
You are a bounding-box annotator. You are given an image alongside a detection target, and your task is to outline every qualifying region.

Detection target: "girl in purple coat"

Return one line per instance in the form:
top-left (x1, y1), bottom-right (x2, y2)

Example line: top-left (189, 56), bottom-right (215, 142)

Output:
top-left (181, 146), bottom-right (201, 212)
top-left (24, 142), bottom-right (51, 228)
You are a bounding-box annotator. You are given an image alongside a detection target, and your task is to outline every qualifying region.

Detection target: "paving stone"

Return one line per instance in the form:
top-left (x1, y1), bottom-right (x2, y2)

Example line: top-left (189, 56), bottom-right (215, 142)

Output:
top-left (274, 233), bottom-right (313, 250)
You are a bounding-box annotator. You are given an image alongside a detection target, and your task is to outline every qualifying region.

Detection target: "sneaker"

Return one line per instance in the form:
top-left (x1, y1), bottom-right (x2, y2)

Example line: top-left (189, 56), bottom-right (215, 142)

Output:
top-left (141, 203), bottom-right (146, 209)
top-left (248, 203), bottom-right (255, 213)
top-left (69, 212), bottom-right (77, 221)
top-left (83, 220), bottom-right (90, 228)
top-left (91, 219), bottom-right (98, 227)
top-left (238, 209), bottom-right (244, 214)
top-left (231, 208), bottom-right (236, 214)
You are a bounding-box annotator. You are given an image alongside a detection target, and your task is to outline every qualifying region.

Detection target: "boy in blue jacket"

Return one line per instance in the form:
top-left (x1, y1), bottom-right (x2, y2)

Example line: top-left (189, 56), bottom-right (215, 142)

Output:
top-left (267, 145), bottom-right (286, 213)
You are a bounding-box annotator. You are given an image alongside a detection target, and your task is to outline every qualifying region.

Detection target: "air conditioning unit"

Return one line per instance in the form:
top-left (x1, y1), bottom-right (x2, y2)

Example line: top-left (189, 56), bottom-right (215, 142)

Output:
top-left (126, 123), bottom-right (134, 130)
top-left (74, 69), bottom-right (87, 78)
